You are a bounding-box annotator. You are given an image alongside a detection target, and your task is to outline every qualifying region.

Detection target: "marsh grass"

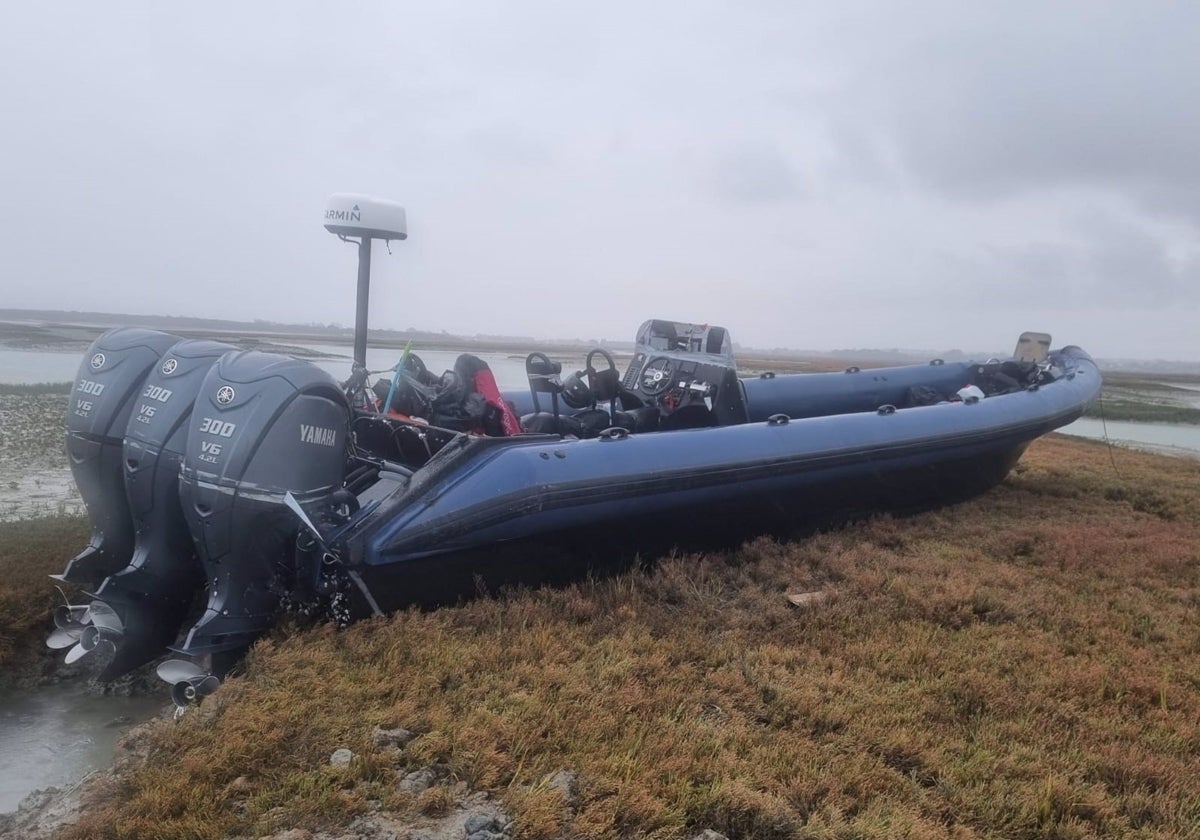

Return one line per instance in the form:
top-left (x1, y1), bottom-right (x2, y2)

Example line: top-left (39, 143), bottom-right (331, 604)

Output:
top-left (3, 436), bottom-right (1198, 838)
top-left (1083, 399), bottom-right (1200, 425)
top-left (0, 382), bottom-right (72, 396)
top-left (0, 515), bottom-right (87, 674)
top-left (1087, 372), bottom-right (1200, 425)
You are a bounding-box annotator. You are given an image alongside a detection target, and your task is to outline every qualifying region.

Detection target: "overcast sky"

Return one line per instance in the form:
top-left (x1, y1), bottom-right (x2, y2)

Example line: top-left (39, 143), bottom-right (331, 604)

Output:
top-left (1, 2), bottom-right (1197, 359)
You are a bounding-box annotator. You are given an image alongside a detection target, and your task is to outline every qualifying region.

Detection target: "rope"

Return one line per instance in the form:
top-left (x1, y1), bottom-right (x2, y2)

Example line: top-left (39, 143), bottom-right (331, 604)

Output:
top-left (1097, 388), bottom-right (1121, 477)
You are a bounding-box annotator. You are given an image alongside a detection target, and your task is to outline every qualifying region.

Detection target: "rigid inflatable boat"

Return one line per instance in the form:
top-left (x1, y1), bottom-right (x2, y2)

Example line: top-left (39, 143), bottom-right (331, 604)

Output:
top-left (47, 195), bottom-right (1102, 704)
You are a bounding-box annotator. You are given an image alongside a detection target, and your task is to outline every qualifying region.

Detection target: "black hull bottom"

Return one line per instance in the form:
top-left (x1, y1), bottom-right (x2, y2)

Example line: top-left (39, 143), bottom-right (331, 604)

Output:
top-left (352, 442), bottom-right (1027, 616)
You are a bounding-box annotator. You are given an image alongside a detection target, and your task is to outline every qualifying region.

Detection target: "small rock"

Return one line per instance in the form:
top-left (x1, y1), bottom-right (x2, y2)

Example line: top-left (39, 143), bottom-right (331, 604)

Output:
top-left (545, 768), bottom-right (578, 809)
top-left (460, 811), bottom-right (508, 835)
top-left (785, 590), bottom-right (829, 608)
top-left (229, 775), bottom-right (252, 793)
top-left (463, 790), bottom-right (490, 806)
top-left (397, 768), bottom-right (435, 794)
top-left (104, 715), bottom-right (133, 728)
top-left (691, 831), bottom-right (729, 840)
top-left (329, 748), bottom-right (355, 768)
top-left (462, 813), bottom-right (490, 834)
top-left (371, 725), bottom-right (415, 749)
top-left (272, 829), bottom-right (313, 840)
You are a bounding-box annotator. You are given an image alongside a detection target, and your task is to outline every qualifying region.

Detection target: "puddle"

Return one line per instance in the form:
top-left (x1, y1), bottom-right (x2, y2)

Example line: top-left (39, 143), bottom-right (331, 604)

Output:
top-left (0, 682), bottom-right (165, 813)
top-left (0, 466), bottom-right (83, 522)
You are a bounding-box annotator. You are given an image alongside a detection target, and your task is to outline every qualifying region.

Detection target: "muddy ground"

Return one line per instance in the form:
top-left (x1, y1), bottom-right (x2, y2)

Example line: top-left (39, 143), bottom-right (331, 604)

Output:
top-left (0, 391), bottom-right (80, 522)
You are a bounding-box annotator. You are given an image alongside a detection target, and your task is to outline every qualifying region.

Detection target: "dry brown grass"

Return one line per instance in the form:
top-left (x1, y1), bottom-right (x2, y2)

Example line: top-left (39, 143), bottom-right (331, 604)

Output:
top-left (0, 515), bottom-right (87, 676)
top-left (7, 435), bottom-right (1200, 839)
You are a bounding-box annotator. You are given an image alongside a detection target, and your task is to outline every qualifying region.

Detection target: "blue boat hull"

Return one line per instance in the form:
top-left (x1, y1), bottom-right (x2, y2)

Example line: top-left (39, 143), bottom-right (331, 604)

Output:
top-left (344, 347), bottom-right (1099, 613)
top-left (49, 327), bottom-right (1100, 686)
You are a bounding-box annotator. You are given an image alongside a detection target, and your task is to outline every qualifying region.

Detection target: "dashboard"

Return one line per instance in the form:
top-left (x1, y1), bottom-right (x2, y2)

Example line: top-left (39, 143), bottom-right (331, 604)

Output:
top-left (621, 320), bottom-right (748, 425)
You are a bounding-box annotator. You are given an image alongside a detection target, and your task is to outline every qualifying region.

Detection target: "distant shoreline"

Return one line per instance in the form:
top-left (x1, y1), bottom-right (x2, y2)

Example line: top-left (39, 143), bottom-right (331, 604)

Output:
top-left (2, 309), bottom-right (1199, 375)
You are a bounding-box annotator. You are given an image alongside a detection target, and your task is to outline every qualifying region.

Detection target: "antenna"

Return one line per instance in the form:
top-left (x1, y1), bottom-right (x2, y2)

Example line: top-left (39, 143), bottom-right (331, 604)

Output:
top-left (324, 194), bottom-right (408, 369)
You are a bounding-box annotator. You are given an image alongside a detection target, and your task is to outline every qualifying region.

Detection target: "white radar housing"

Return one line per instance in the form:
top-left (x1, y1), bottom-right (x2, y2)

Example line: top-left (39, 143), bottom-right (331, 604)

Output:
top-left (323, 193), bottom-right (408, 241)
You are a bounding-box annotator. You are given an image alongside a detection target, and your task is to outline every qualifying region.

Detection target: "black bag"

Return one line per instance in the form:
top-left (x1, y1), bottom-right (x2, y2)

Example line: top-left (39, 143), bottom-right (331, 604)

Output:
top-left (373, 375), bottom-right (434, 417)
top-left (902, 385), bottom-right (943, 407)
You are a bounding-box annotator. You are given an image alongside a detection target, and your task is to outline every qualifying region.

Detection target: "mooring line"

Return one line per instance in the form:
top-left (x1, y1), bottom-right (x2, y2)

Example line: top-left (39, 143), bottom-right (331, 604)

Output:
top-left (1097, 388), bottom-right (1121, 477)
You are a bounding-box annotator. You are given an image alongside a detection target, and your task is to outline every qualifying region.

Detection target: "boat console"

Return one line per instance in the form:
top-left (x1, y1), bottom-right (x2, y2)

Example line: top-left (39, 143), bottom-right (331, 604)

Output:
top-left (618, 319), bottom-right (749, 429)
top-left (514, 320), bottom-right (749, 435)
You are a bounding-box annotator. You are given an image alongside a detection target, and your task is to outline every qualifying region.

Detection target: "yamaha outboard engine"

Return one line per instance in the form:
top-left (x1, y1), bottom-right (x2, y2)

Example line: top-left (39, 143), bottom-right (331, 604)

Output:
top-left (175, 351), bottom-right (350, 665)
top-left (56, 328), bottom-right (180, 585)
top-left (74, 340), bottom-right (235, 679)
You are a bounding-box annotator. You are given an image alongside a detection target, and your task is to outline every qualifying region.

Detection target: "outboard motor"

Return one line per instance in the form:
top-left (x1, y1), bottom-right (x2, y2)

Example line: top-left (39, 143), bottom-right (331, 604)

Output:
top-left (174, 351), bottom-right (350, 665)
top-left (75, 340), bottom-right (236, 679)
top-left (56, 328), bottom-right (179, 585)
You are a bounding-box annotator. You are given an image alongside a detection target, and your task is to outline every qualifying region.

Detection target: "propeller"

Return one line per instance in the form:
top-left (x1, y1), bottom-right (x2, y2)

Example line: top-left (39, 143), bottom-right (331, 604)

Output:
top-left (157, 659), bottom-right (221, 708)
top-left (60, 600), bottom-right (124, 665)
top-left (46, 590), bottom-right (94, 650)
top-left (54, 603), bottom-right (90, 628)
top-left (46, 627), bottom-right (82, 650)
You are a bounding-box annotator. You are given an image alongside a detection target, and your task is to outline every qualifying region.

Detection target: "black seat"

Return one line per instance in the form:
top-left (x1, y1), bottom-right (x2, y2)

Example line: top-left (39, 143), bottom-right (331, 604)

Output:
top-left (583, 351), bottom-right (647, 432)
top-left (623, 405), bottom-right (660, 433)
top-left (660, 403), bottom-right (716, 431)
top-left (522, 412), bottom-right (586, 436)
top-left (522, 352), bottom-right (608, 436)
top-left (520, 352), bottom-right (564, 433)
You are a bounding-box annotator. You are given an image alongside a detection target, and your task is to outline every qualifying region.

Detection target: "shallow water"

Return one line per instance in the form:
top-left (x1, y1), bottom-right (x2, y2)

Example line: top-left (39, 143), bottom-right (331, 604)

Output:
top-left (297, 344), bottom-right (535, 390)
top-left (0, 682), bottom-right (165, 813)
top-left (1059, 417), bottom-right (1200, 457)
top-left (0, 343), bottom-right (544, 390)
top-left (0, 348), bottom-right (81, 385)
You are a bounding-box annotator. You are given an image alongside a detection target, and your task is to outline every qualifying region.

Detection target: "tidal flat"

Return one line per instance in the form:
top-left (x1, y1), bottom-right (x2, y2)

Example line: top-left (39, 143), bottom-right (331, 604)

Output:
top-left (1084, 371), bottom-right (1200, 425)
top-left (0, 385), bottom-right (80, 522)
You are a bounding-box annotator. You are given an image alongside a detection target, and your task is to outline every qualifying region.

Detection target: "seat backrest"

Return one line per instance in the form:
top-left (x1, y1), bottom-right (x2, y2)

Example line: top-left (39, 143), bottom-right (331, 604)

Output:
top-left (526, 353), bottom-right (562, 390)
top-left (1013, 331), bottom-right (1051, 364)
top-left (590, 367), bottom-right (621, 402)
top-left (525, 352), bottom-right (562, 415)
top-left (711, 368), bottom-right (750, 425)
top-left (705, 326), bottom-right (727, 355)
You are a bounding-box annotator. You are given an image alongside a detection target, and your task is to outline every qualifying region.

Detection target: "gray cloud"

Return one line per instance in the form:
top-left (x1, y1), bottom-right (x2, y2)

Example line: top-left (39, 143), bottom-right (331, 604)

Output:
top-left (830, 3), bottom-right (1200, 226)
top-left (0, 1), bottom-right (1196, 360)
top-left (711, 142), bottom-right (803, 203)
top-left (984, 228), bottom-right (1198, 309)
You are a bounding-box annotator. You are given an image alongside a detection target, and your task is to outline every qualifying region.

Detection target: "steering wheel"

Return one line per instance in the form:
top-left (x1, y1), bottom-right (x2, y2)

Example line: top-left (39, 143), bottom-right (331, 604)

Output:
top-left (639, 357), bottom-right (675, 396)
top-left (400, 352), bottom-right (435, 386)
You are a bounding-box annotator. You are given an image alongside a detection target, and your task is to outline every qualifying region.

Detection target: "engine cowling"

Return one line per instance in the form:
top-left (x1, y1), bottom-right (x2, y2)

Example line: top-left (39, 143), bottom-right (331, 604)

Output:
top-left (86, 339), bottom-right (236, 679)
top-left (176, 351), bottom-right (350, 657)
top-left (58, 328), bottom-right (179, 584)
